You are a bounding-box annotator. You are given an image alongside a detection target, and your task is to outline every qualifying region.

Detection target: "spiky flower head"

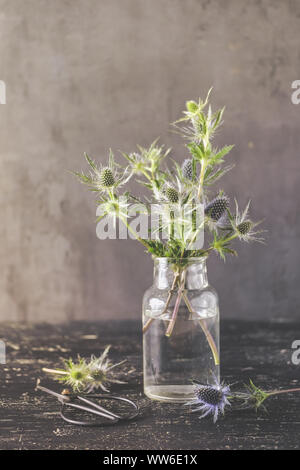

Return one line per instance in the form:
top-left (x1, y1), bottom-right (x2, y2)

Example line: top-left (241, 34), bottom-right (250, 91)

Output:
top-left (99, 167), bottom-right (115, 187)
top-left (122, 140), bottom-right (170, 179)
top-left (86, 346), bottom-right (126, 392)
top-left (172, 89), bottom-right (223, 144)
top-left (186, 378), bottom-right (231, 423)
top-left (74, 151), bottom-right (130, 195)
top-left (186, 100), bottom-right (198, 113)
top-left (59, 358), bottom-right (90, 392)
top-left (181, 159), bottom-right (194, 180)
top-left (197, 386), bottom-right (224, 405)
top-left (164, 186), bottom-right (179, 203)
top-left (42, 346), bottom-right (126, 393)
top-left (231, 200), bottom-right (265, 243)
top-left (237, 220), bottom-right (252, 235)
top-left (205, 196), bottom-right (229, 221)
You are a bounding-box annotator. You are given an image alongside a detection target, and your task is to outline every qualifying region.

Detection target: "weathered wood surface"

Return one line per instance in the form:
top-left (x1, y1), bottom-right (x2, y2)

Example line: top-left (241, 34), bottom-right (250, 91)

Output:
top-left (0, 320), bottom-right (299, 450)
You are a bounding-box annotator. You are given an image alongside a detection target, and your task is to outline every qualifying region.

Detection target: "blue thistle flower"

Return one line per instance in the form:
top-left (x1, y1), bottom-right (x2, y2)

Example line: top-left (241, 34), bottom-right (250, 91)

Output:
top-left (231, 200), bottom-right (265, 243)
top-left (181, 159), bottom-right (194, 180)
top-left (186, 378), bottom-right (231, 423)
top-left (205, 196), bottom-right (229, 222)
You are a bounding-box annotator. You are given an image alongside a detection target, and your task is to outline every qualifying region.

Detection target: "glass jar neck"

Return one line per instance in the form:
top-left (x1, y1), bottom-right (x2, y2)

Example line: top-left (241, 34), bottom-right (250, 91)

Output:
top-left (153, 258), bottom-right (208, 289)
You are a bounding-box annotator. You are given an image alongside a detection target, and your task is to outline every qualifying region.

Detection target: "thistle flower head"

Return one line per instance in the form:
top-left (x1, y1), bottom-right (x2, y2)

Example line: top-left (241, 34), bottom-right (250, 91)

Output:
top-left (123, 141), bottom-right (170, 178)
top-left (99, 167), bottom-right (115, 187)
top-left (186, 377), bottom-right (231, 423)
top-left (186, 100), bottom-right (199, 113)
top-left (74, 151), bottom-right (130, 195)
top-left (44, 346), bottom-right (126, 393)
top-left (98, 195), bottom-right (132, 226)
top-left (205, 196), bottom-right (229, 222)
top-left (172, 89), bottom-right (224, 143)
top-left (237, 220), bottom-right (252, 235)
top-left (164, 186), bottom-right (179, 203)
top-left (124, 152), bottom-right (145, 175)
top-left (231, 200), bottom-right (265, 243)
top-left (86, 346), bottom-right (126, 393)
top-left (181, 159), bottom-right (194, 180)
top-left (58, 357), bottom-right (90, 392)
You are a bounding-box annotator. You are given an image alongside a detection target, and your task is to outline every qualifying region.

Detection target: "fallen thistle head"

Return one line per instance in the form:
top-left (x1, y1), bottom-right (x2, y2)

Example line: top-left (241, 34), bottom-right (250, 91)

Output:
top-left (186, 377), bottom-right (231, 423)
top-left (186, 377), bottom-right (300, 423)
top-left (42, 346), bottom-right (126, 393)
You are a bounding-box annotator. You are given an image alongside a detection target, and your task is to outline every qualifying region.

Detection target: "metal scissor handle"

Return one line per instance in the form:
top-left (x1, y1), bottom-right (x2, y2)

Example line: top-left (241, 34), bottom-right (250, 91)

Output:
top-left (60, 394), bottom-right (139, 426)
top-left (36, 384), bottom-right (139, 427)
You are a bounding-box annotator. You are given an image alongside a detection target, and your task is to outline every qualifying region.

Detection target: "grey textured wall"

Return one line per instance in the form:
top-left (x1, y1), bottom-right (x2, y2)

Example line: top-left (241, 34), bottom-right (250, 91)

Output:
top-left (0, 0), bottom-right (299, 322)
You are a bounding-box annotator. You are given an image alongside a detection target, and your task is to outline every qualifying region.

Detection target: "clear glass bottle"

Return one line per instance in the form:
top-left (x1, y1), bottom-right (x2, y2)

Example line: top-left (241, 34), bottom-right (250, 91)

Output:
top-left (143, 257), bottom-right (220, 403)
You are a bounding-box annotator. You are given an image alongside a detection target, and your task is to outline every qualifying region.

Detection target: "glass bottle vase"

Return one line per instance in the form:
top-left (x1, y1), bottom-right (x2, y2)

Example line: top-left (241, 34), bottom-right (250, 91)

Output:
top-left (143, 258), bottom-right (220, 403)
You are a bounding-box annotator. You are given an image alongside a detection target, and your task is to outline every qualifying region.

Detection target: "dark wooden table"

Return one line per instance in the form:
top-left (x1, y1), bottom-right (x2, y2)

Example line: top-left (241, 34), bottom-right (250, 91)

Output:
top-left (0, 320), bottom-right (299, 450)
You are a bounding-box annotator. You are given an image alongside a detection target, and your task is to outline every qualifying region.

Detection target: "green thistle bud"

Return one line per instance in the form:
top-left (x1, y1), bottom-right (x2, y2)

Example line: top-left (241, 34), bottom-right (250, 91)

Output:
top-left (205, 196), bottom-right (229, 221)
top-left (70, 370), bottom-right (85, 381)
top-left (165, 186), bottom-right (179, 203)
top-left (182, 159), bottom-right (194, 180)
top-left (100, 167), bottom-right (115, 187)
top-left (186, 100), bottom-right (198, 113)
top-left (237, 221), bottom-right (252, 235)
top-left (90, 369), bottom-right (106, 382)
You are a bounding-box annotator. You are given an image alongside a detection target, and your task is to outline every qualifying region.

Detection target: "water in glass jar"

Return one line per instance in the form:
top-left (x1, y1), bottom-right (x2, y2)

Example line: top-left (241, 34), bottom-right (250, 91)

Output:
top-left (143, 306), bottom-right (219, 403)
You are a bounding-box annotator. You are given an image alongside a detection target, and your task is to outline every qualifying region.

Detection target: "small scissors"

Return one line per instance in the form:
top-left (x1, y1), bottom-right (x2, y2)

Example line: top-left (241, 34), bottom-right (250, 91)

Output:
top-left (36, 384), bottom-right (139, 427)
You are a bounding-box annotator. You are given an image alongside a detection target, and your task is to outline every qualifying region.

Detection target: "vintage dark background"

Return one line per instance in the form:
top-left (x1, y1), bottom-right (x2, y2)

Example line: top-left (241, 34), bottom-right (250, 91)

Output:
top-left (0, 0), bottom-right (299, 322)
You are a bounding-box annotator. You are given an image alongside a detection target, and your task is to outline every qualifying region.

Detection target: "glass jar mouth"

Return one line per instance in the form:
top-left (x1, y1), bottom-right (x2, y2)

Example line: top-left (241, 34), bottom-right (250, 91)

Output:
top-left (153, 256), bottom-right (207, 271)
top-left (154, 257), bottom-right (207, 261)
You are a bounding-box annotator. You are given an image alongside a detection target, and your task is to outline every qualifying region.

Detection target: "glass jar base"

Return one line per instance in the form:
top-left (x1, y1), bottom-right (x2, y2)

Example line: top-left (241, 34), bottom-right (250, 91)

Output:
top-left (144, 384), bottom-right (195, 403)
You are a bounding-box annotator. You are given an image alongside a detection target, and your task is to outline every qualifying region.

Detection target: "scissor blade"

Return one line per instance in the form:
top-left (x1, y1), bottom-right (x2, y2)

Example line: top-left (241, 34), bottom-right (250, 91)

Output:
top-left (77, 396), bottom-right (121, 420)
top-left (66, 401), bottom-right (117, 421)
top-left (36, 384), bottom-right (67, 402)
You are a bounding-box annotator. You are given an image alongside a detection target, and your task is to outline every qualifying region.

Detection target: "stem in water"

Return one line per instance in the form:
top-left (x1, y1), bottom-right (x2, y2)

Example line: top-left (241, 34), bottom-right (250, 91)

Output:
top-left (142, 271), bottom-right (180, 334)
top-left (182, 291), bottom-right (220, 366)
top-left (165, 271), bottom-right (186, 337)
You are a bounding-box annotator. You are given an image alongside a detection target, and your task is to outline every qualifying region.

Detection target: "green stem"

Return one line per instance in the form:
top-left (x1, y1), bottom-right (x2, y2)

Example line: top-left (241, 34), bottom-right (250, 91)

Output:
top-left (143, 271), bottom-right (180, 334)
top-left (42, 368), bottom-right (67, 376)
top-left (182, 291), bottom-right (220, 366)
top-left (141, 169), bottom-right (153, 183)
top-left (223, 233), bottom-right (238, 244)
top-left (165, 270), bottom-right (186, 337)
top-left (267, 387), bottom-right (300, 397)
top-left (119, 215), bottom-right (149, 249)
top-left (229, 387), bottom-right (300, 410)
top-left (197, 160), bottom-right (207, 201)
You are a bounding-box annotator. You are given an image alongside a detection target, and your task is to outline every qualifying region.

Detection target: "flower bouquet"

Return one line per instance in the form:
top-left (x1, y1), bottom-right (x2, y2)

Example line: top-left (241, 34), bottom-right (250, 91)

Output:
top-left (74, 89), bottom-right (263, 402)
